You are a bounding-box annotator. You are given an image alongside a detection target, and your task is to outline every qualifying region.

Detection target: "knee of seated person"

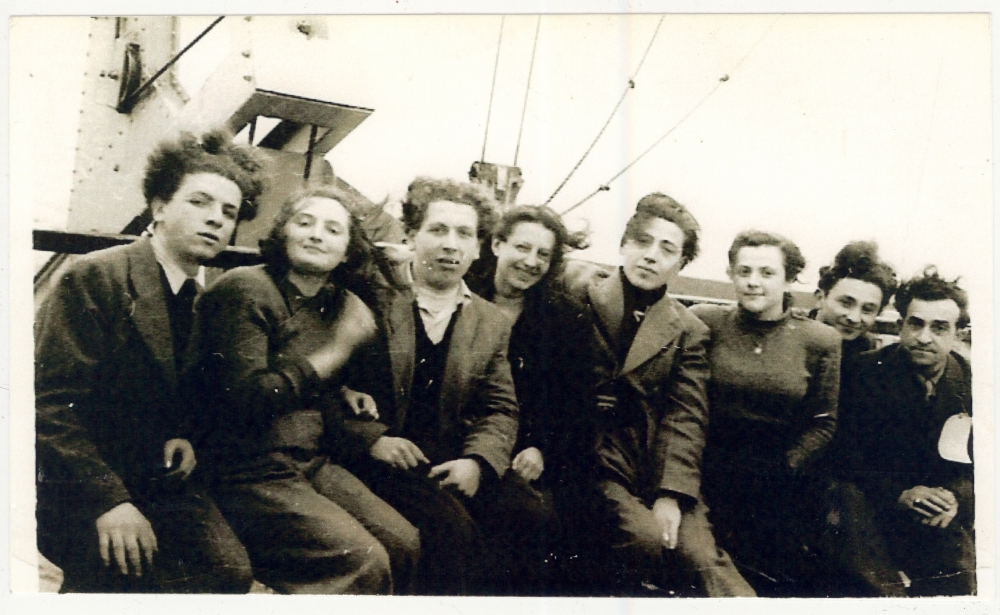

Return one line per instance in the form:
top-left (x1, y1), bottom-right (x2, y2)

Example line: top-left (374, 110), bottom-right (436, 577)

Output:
top-left (346, 539), bottom-right (394, 593)
top-left (209, 559), bottom-right (255, 594)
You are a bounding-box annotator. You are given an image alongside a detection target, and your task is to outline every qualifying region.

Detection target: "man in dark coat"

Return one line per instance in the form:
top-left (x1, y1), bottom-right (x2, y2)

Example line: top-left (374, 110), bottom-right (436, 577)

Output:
top-left (566, 193), bottom-right (754, 597)
top-left (835, 268), bottom-right (975, 596)
top-left (35, 132), bottom-right (261, 592)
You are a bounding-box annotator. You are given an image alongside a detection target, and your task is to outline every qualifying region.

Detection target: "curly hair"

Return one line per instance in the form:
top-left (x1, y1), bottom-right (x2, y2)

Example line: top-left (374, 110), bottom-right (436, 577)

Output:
top-left (895, 266), bottom-right (970, 329)
top-left (621, 193), bottom-right (701, 268)
top-left (143, 128), bottom-right (265, 222)
top-left (727, 230), bottom-right (806, 283)
top-left (258, 185), bottom-right (372, 286)
top-left (401, 177), bottom-right (499, 240)
top-left (467, 205), bottom-right (589, 296)
top-left (817, 241), bottom-right (898, 309)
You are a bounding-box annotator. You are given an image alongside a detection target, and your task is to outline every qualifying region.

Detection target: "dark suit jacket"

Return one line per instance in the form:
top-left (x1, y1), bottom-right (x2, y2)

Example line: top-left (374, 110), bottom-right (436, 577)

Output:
top-left (568, 270), bottom-right (711, 505)
top-left (36, 238), bottom-right (189, 528)
top-left (838, 344), bottom-right (974, 522)
top-left (346, 287), bottom-right (520, 478)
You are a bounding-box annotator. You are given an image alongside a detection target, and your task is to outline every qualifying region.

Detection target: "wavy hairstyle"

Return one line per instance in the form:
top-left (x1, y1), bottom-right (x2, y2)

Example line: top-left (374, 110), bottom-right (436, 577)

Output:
top-left (467, 205), bottom-right (589, 297)
top-left (258, 185), bottom-right (374, 291)
top-left (895, 266), bottom-right (970, 329)
top-left (622, 192), bottom-right (701, 268)
top-left (143, 128), bottom-right (266, 222)
top-left (817, 241), bottom-right (898, 310)
top-left (401, 177), bottom-right (499, 240)
top-left (727, 230), bottom-right (806, 283)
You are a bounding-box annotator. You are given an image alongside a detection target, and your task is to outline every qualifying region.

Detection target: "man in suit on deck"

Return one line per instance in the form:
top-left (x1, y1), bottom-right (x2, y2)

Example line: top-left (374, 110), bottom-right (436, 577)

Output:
top-left (566, 193), bottom-right (755, 597)
top-left (35, 131), bottom-right (262, 593)
top-left (342, 177), bottom-right (556, 595)
top-left (834, 268), bottom-right (975, 596)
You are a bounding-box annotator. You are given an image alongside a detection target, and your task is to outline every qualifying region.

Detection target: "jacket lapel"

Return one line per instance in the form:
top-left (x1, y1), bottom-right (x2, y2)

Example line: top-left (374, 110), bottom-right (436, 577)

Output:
top-left (621, 293), bottom-right (682, 375)
top-left (441, 300), bottom-right (477, 419)
top-left (127, 238), bottom-right (177, 391)
top-left (589, 272), bottom-right (625, 346)
top-left (385, 289), bottom-right (416, 428)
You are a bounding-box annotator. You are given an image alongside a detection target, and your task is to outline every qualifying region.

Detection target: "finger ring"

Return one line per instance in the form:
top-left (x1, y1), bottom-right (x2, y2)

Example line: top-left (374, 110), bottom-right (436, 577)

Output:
top-left (915, 499), bottom-right (922, 504)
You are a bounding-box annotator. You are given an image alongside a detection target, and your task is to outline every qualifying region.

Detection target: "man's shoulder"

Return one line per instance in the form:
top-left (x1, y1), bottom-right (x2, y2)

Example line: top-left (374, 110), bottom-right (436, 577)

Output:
top-left (669, 296), bottom-right (711, 338)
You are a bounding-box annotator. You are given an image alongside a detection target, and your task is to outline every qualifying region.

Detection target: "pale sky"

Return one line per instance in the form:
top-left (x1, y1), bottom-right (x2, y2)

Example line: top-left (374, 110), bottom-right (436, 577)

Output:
top-left (17, 13), bottom-right (991, 289)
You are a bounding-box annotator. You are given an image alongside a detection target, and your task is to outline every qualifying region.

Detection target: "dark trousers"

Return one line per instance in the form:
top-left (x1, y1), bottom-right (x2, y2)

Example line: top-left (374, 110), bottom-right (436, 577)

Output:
top-left (828, 480), bottom-right (976, 596)
top-left (51, 479), bottom-right (253, 594)
top-left (212, 453), bottom-right (419, 594)
top-left (597, 478), bottom-right (756, 597)
top-left (351, 460), bottom-right (558, 595)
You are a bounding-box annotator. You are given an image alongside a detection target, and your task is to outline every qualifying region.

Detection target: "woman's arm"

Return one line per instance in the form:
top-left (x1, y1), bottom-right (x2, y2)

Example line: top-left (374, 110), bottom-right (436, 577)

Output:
top-left (787, 328), bottom-right (842, 471)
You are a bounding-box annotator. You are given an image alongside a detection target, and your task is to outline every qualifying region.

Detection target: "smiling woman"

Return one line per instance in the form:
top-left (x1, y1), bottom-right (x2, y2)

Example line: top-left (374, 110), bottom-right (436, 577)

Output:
top-left (690, 230), bottom-right (842, 595)
top-left (187, 184), bottom-right (421, 594)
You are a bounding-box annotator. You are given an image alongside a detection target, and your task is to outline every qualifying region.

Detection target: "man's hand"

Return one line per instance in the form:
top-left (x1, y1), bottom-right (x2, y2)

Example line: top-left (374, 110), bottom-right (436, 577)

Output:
top-left (511, 447), bottom-right (544, 482)
top-left (899, 485), bottom-right (955, 519)
top-left (429, 458), bottom-right (482, 497)
top-left (95, 502), bottom-right (158, 576)
top-left (341, 386), bottom-right (379, 420)
top-left (652, 496), bottom-right (683, 550)
top-left (370, 436), bottom-right (429, 470)
top-left (162, 438), bottom-right (196, 478)
top-left (918, 487), bottom-right (959, 528)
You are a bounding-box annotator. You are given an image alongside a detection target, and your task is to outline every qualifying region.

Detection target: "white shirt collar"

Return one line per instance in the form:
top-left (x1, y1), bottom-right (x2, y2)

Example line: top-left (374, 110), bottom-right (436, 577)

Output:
top-left (414, 279), bottom-right (473, 314)
top-left (149, 233), bottom-right (205, 294)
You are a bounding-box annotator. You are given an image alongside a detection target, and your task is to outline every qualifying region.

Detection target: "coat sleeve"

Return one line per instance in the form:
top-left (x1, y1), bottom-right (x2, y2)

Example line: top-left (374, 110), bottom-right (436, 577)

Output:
top-left (35, 260), bottom-right (132, 519)
top-left (654, 320), bottom-right (711, 503)
top-left (787, 329), bottom-right (841, 469)
top-left (462, 320), bottom-right (520, 478)
top-left (192, 274), bottom-right (322, 438)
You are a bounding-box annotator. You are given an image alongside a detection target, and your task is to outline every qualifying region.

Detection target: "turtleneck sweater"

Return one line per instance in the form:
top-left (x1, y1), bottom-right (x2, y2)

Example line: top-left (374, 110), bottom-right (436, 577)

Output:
top-left (690, 304), bottom-right (842, 469)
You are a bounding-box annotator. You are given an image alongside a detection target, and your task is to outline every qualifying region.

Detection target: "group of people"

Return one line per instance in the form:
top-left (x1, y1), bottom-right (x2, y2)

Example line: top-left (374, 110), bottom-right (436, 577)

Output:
top-left (35, 129), bottom-right (975, 597)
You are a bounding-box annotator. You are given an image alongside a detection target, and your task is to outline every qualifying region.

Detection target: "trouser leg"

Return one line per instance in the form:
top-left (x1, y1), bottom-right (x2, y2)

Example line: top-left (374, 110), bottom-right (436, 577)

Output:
top-left (825, 480), bottom-right (907, 597)
top-left (467, 471), bottom-right (560, 596)
top-left (885, 511), bottom-right (976, 596)
top-left (308, 461), bottom-right (420, 594)
top-left (350, 460), bottom-right (485, 595)
top-left (57, 480), bottom-right (253, 594)
top-left (677, 500), bottom-right (756, 597)
top-left (213, 467), bottom-right (392, 594)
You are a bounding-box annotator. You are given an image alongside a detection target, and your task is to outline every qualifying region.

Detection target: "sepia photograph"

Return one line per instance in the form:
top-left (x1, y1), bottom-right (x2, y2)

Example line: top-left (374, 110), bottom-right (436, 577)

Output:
top-left (7, 2), bottom-right (995, 613)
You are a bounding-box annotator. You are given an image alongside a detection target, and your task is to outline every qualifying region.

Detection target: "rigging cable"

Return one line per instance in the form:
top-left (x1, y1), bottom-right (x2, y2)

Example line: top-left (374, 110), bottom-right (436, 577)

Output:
top-left (543, 15), bottom-right (665, 205)
top-left (558, 16), bottom-right (782, 216)
top-left (513, 16), bottom-right (542, 167)
top-left (480, 16), bottom-right (506, 163)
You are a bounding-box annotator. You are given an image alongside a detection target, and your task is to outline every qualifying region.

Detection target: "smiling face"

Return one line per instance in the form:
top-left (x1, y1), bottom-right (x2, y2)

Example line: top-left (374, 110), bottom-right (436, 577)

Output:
top-left (151, 172), bottom-right (242, 270)
top-left (729, 245), bottom-right (790, 320)
top-left (815, 277), bottom-right (885, 341)
top-left (620, 216), bottom-right (686, 291)
top-left (492, 221), bottom-right (556, 295)
top-left (899, 298), bottom-right (961, 373)
top-left (283, 196), bottom-right (352, 276)
top-left (409, 200), bottom-right (481, 291)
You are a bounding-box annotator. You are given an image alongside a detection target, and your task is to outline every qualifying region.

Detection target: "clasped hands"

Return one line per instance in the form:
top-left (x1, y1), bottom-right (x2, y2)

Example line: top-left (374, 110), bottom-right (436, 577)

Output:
top-left (370, 436), bottom-right (481, 497)
top-left (94, 438), bottom-right (196, 576)
top-left (899, 485), bottom-right (959, 528)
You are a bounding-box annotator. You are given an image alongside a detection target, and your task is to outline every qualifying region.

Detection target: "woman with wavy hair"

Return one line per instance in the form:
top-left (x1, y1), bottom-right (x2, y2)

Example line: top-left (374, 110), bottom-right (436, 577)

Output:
top-left (692, 230), bottom-right (842, 595)
top-left (465, 204), bottom-right (598, 592)
top-left (189, 184), bottom-right (419, 594)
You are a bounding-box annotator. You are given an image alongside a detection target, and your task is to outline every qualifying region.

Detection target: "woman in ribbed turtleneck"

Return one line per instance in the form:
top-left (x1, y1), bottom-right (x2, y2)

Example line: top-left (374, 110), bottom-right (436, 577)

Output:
top-left (691, 230), bottom-right (841, 595)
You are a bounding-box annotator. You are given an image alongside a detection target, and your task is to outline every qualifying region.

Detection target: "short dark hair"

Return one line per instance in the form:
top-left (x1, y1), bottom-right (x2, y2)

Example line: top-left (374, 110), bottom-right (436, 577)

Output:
top-left (817, 241), bottom-right (898, 310)
top-left (621, 193), bottom-right (700, 268)
top-left (895, 266), bottom-right (969, 329)
top-left (468, 205), bottom-right (589, 296)
top-left (258, 185), bottom-right (371, 284)
top-left (143, 128), bottom-right (265, 222)
top-left (727, 230), bottom-right (806, 283)
top-left (401, 177), bottom-right (499, 240)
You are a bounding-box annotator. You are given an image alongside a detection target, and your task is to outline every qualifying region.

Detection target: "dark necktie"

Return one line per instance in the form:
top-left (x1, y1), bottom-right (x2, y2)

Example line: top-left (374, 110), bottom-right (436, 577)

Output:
top-left (173, 278), bottom-right (199, 364)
